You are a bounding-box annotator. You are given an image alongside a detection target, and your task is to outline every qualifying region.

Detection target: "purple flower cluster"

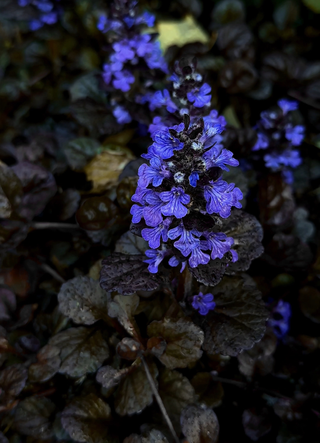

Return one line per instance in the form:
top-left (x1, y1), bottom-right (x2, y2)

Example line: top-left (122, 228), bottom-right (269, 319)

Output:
top-left (145, 71), bottom-right (212, 115)
top-left (130, 72), bottom-right (242, 276)
top-left (252, 99), bottom-right (305, 183)
top-left (268, 299), bottom-right (291, 339)
top-left (18, 0), bottom-right (60, 30)
top-left (97, 0), bottom-right (168, 125)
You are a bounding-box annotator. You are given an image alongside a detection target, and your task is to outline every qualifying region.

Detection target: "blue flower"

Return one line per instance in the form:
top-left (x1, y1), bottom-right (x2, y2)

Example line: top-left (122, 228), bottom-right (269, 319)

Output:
top-left (142, 217), bottom-right (172, 249)
top-left (204, 232), bottom-right (235, 260)
top-left (109, 54), bottom-right (124, 72)
top-left (41, 11), bottom-right (58, 24)
top-left (252, 132), bottom-right (269, 151)
top-left (192, 292), bottom-right (216, 315)
top-left (268, 300), bottom-right (291, 339)
top-left (199, 121), bottom-right (223, 149)
top-left (102, 64), bottom-right (112, 84)
top-left (149, 90), bottom-right (177, 113)
top-left (143, 192), bottom-right (165, 227)
top-left (188, 244), bottom-right (211, 268)
top-left (285, 125), bottom-right (305, 146)
top-left (160, 187), bottom-right (190, 218)
top-left (187, 83), bottom-right (211, 108)
top-left (34, 1), bottom-right (54, 12)
top-left (204, 178), bottom-right (242, 218)
top-left (132, 34), bottom-right (154, 57)
top-left (144, 41), bottom-right (168, 72)
top-left (144, 249), bottom-right (167, 273)
top-left (263, 153), bottom-right (281, 170)
top-left (113, 40), bottom-right (135, 62)
top-left (149, 116), bottom-right (168, 135)
top-left (97, 14), bottom-right (108, 31)
top-left (168, 255), bottom-right (187, 273)
top-left (29, 19), bottom-right (43, 30)
top-left (152, 129), bottom-right (184, 159)
top-left (278, 99), bottom-right (298, 115)
top-left (203, 147), bottom-right (239, 171)
top-left (168, 225), bottom-right (201, 257)
top-left (264, 149), bottom-right (301, 170)
top-left (280, 149), bottom-right (302, 168)
top-left (138, 157), bottom-right (171, 188)
top-left (282, 169), bottom-right (294, 184)
top-left (142, 11), bottom-right (155, 27)
top-left (130, 204), bottom-right (144, 223)
top-left (123, 16), bottom-right (136, 28)
top-left (189, 171), bottom-right (199, 187)
top-left (131, 186), bottom-right (151, 204)
top-left (203, 110), bottom-right (227, 128)
top-left (113, 106), bottom-right (132, 124)
top-left (112, 70), bottom-right (135, 92)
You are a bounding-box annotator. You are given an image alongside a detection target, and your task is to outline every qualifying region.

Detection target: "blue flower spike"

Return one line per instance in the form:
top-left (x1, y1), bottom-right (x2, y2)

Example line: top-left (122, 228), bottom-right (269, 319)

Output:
top-left (131, 66), bottom-right (242, 274)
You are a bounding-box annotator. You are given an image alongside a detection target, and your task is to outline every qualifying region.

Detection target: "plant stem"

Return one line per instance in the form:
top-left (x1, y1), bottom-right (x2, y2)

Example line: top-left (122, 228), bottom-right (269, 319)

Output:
top-left (40, 263), bottom-right (65, 284)
top-left (32, 222), bottom-right (80, 230)
top-left (176, 265), bottom-right (194, 302)
top-left (141, 356), bottom-right (180, 443)
top-left (211, 374), bottom-right (290, 399)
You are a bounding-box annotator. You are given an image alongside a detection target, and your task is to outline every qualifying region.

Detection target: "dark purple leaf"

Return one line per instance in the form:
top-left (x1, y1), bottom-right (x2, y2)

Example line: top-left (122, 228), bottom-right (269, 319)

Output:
top-left (49, 327), bottom-right (109, 378)
top-left (11, 162), bottom-right (57, 220)
top-left (198, 274), bottom-right (268, 356)
top-left (242, 408), bottom-right (272, 441)
top-left (222, 210), bottom-right (264, 274)
top-left (181, 404), bottom-right (219, 443)
top-left (115, 359), bottom-right (158, 416)
top-left (0, 287), bottom-right (16, 322)
top-left (28, 345), bottom-right (61, 383)
top-left (158, 369), bottom-right (195, 433)
top-left (61, 393), bottom-right (112, 443)
top-left (147, 317), bottom-right (203, 369)
top-left (14, 397), bottom-right (55, 439)
top-left (100, 253), bottom-right (165, 295)
top-left (191, 372), bottom-right (224, 408)
top-left (58, 276), bottom-right (110, 325)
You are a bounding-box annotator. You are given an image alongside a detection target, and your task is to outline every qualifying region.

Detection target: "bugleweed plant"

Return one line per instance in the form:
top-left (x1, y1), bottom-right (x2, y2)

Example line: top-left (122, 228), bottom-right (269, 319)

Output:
top-left (1, 0), bottom-right (319, 442)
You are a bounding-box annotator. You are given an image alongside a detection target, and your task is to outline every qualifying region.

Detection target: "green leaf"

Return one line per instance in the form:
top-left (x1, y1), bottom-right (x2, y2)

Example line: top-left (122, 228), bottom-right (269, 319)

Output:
top-left (61, 393), bottom-right (112, 443)
top-left (181, 405), bottom-right (219, 443)
top-left (108, 294), bottom-right (141, 341)
top-left (147, 317), bottom-right (203, 369)
top-left (191, 372), bottom-right (224, 408)
top-left (158, 369), bottom-right (195, 433)
top-left (115, 359), bottom-right (158, 416)
top-left (49, 327), bottom-right (109, 378)
top-left (303, 0), bottom-right (320, 12)
top-left (115, 231), bottom-right (148, 255)
top-left (299, 286), bottom-right (320, 323)
top-left (14, 397), bottom-right (55, 439)
top-left (28, 345), bottom-right (61, 383)
top-left (123, 429), bottom-right (169, 443)
top-left (0, 364), bottom-right (28, 406)
top-left (242, 408), bottom-right (272, 441)
top-left (64, 137), bottom-right (100, 171)
top-left (96, 365), bottom-right (134, 391)
top-left (0, 161), bottom-right (22, 218)
top-left (58, 276), bottom-right (110, 325)
top-left (70, 99), bottom-right (119, 136)
top-left (70, 72), bottom-right (105, 103)
top-left (238, 330), bottom-right (277, 377)
top-left (198, 274), bottom-right (268, 356)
